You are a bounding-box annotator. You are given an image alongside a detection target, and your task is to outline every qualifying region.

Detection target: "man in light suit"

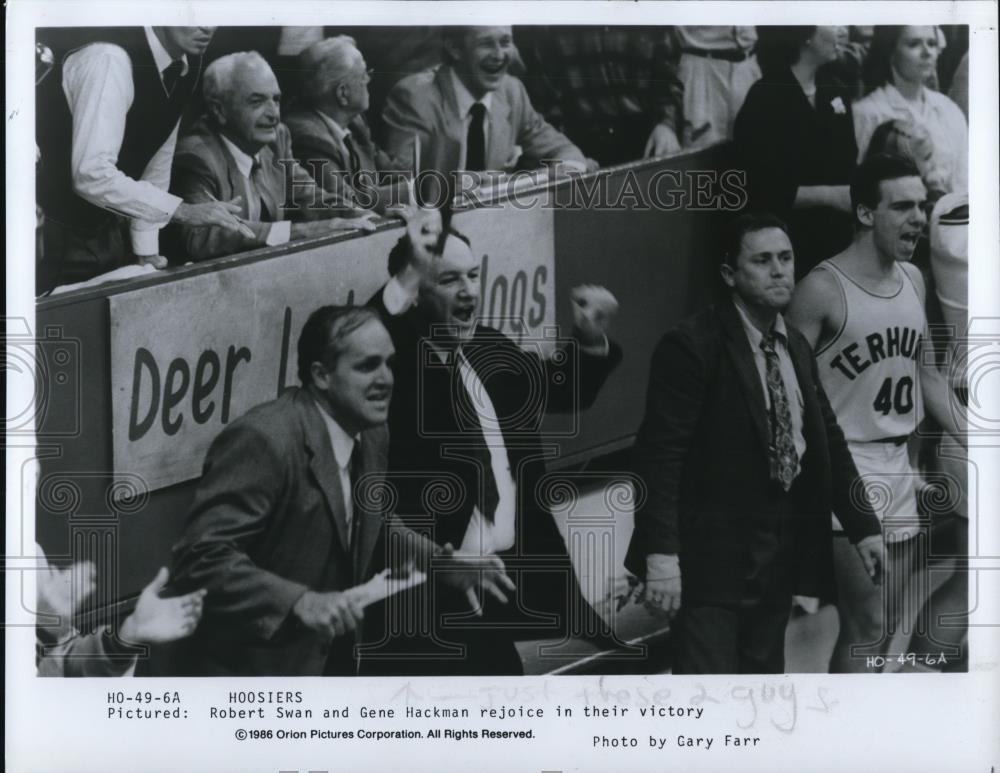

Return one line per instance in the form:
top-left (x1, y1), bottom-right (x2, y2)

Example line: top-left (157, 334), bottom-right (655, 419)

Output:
top-left (381, 26), bottom-right (596, 183)
top-left (167, 305), bottom-right (513, 676)
top-left (169, 51), bottom-right (377, 262)
top-left (286, 36), bottom-right (406, 213)
top-left (359, 207), bottom-right (620, 675)
top-left (624, 213), bottom-right (885, 674)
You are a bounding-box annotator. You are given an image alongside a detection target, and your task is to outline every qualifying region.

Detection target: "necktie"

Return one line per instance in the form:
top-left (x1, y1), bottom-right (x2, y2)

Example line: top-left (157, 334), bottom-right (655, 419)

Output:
top-left (343, 133), bottom-right (362, 179)
top-left (466, 102), bottom-right (487, 172)
top-left (456, 350), bottom-right (500, 522)
top-left (161, 60), bottom-right (184, 97)
top-left (250, 158), bottom-right (272, 221)
top-left (760, 332), bottom-right (798, 491)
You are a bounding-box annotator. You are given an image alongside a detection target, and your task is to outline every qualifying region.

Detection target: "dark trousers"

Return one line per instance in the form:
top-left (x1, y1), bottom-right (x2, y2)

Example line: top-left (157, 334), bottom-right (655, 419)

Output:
top-left (673, 480), bottom-right (799, 674)
top-left (39, 216), bottom-right (130, 294)
top-left (671, 601), bottom-right (792, 674)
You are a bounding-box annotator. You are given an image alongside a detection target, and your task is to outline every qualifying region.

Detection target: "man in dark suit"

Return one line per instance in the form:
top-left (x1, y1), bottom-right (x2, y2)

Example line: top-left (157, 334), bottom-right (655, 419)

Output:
top-left (624, 212), bottom-right (885, 674)
top-left (382, 26), bottom-right (595, 180)
top-left (359, 207), bottom-right (621, 675)
top-left (169, 51), bottom-right (377, 262)
top-left (168, 305), bottom-right (513, 676)
top-left (286, 36), bottom-right (406, 213)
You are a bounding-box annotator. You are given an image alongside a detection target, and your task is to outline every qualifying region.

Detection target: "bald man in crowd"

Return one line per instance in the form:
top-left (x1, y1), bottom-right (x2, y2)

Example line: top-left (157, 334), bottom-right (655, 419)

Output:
top-left (169, 51), bottom-right (376, 262)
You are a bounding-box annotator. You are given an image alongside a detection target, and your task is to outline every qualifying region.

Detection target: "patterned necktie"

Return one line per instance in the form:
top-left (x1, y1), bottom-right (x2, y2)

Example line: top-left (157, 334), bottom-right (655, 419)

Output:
top-left (760, 332), bottom-right (798, 491)
top-left (466, 102), bottom-right (487, 172)
top-left (343, 133), bottom-right (362, 178)
top-left (161, 60), bottom-right (184, 97)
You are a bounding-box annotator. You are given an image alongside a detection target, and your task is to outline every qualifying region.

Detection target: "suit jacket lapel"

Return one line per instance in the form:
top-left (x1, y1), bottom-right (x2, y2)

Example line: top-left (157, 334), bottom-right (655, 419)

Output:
top-left (436, 66), bottom-right (465, 173)
top-left (257, 144), bottom-right (279, 220)
top-left (298, 392), bottom-right (352, 555)
top-left (487, 95), bottom-right (512, 170)
top-left (352, 429), bottom-right (387, 583)
top-left (787, 328), bottom-right (824, 452)
top-left (718, 301), bottom-right (772, 457)
top-left (216, 136), bottom-right (252, 219)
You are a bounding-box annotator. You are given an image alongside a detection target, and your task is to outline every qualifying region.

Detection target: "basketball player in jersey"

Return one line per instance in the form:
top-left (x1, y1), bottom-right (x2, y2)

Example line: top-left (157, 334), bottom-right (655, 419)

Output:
top-left (788, 154), bottom-right (966, 673)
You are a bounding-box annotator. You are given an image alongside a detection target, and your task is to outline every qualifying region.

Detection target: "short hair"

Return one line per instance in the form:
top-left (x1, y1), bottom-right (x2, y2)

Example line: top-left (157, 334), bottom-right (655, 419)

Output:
top-left (203, 50), bottom-right (272, 110)
top-left (862, 26), bottom-right (905, 93)
top-left (755, 26), bottom-right (816, 75)
top-left (441, 27), bottom-right (472, 63)
top-left (297, 305), bottom-right (380, 385)
top-left (299, 35), bottom-right (360, 104)
top-left (720, 212), bottom-right (791, 268)
top-left (386, 227), bottom-right (472, 277)
top-left (850, 153), bottom-right (922, 215)
top-left (865, 118), bottom-right (932, 165)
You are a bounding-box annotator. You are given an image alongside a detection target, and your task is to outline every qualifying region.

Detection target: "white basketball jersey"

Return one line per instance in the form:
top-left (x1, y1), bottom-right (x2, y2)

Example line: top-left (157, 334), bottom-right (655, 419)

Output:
top-left (813, 261), bottom-right (926, 443)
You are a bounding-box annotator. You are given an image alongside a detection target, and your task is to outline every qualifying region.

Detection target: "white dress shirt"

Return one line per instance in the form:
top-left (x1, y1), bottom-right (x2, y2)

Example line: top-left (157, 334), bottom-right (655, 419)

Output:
top-left (61, 27), bottom-right (186, 256)
top-left (452, 348), bottom-right (517, 554)
top-left (218, 135), bottom-right (290, 246)
top-left (449, 69), bottom-right (494, 172)
top-left (317, 401), bottom-right (360, 540)
top-left (733, 299), bottom-right (807, 474)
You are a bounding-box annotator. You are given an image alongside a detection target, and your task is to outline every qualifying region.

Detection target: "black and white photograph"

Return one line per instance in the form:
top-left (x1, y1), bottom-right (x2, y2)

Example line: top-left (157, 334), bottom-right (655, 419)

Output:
top-left (6, 2), bottom-right (1000, 772)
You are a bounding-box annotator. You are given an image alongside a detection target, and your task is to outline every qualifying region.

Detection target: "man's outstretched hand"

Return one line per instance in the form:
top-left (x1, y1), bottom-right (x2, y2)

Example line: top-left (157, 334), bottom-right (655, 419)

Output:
top-left (119, 567), bottom-right (206, 644)
top-left (435, 543), bottom-right (516, 616)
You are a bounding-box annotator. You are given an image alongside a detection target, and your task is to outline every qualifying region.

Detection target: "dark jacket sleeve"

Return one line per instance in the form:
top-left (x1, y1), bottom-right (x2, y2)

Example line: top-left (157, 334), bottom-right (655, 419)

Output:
top-left (170, 422), bottom-right (308, 641)
top-left (625, 328), bottom-right (707, 575)
top-left (542, 338), bottom-right (623, 413)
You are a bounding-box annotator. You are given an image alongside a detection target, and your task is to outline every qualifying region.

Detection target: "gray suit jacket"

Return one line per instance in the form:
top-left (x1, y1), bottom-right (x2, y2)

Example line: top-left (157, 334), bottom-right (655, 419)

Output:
top-left (169, 388), bottom-right (435, 676)
top-left (285, 109), bottom-right (405, 212)
top-left (381, 64), bottom-right (586, 177)
top-left (169, 118), bottom-right (351, 261)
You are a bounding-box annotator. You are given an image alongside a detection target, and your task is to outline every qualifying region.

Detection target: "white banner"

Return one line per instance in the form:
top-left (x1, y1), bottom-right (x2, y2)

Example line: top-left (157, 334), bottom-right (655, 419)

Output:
top-left (109, 203), bottom-right (555, 491)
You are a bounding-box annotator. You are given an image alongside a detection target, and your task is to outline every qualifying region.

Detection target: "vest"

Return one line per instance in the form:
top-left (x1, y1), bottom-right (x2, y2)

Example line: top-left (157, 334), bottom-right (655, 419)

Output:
top-left (36, 27), bottom-right (202, 235)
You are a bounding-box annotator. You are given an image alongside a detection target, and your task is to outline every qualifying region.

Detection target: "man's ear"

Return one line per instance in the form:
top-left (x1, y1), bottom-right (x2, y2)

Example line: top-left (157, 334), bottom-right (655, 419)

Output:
top-left (442, 36), bottom-right (464, 65)
top-left (335, 82), bottom-right (350, 108)
top-left (856, 203), bottom-right (875, 228)
top-left (206, 98), bottom-right (227, 127)
top-left (719, 261), bottom-right (736, 289)
top-left (309, 361), bottom-right (329, 390)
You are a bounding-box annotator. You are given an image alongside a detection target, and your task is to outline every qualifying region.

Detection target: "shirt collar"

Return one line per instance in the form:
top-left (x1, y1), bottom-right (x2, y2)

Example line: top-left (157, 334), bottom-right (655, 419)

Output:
top-left (449, 68), bottom-right (493, 118)
top-left (733, 296), bottom-right (788, 349)
top-left (882, 82), bottom-right (928, 112)
top-left (143, 27), bottom-right (189, 78)
top-left (219, 134), bottom-right (258, 179)
top-left (315, 400), bottom-right (358, 470)
top-left (317, 110), bottom-right (351, 142)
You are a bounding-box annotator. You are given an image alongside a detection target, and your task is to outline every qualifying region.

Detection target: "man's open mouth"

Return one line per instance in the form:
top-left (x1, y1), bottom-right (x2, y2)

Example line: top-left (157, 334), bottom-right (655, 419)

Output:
top-left (480, 60), bottom-right (507, 75)
top-left (452, 305), bottom-right (476, 324)
top-left (900, 232), bottom-right (921, 247)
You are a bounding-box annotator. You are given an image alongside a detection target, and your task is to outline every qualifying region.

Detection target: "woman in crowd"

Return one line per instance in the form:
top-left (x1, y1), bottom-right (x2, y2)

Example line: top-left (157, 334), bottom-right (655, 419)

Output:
top-left (853, 26), bottom-right (968, 193)
top-left (733, 26), bottom-right (857, 278)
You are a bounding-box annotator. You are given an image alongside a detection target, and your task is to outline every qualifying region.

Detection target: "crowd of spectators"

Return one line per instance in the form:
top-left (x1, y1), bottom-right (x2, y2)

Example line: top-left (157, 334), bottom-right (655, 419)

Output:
top-left (35, 24), bottom-right (970, 294)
